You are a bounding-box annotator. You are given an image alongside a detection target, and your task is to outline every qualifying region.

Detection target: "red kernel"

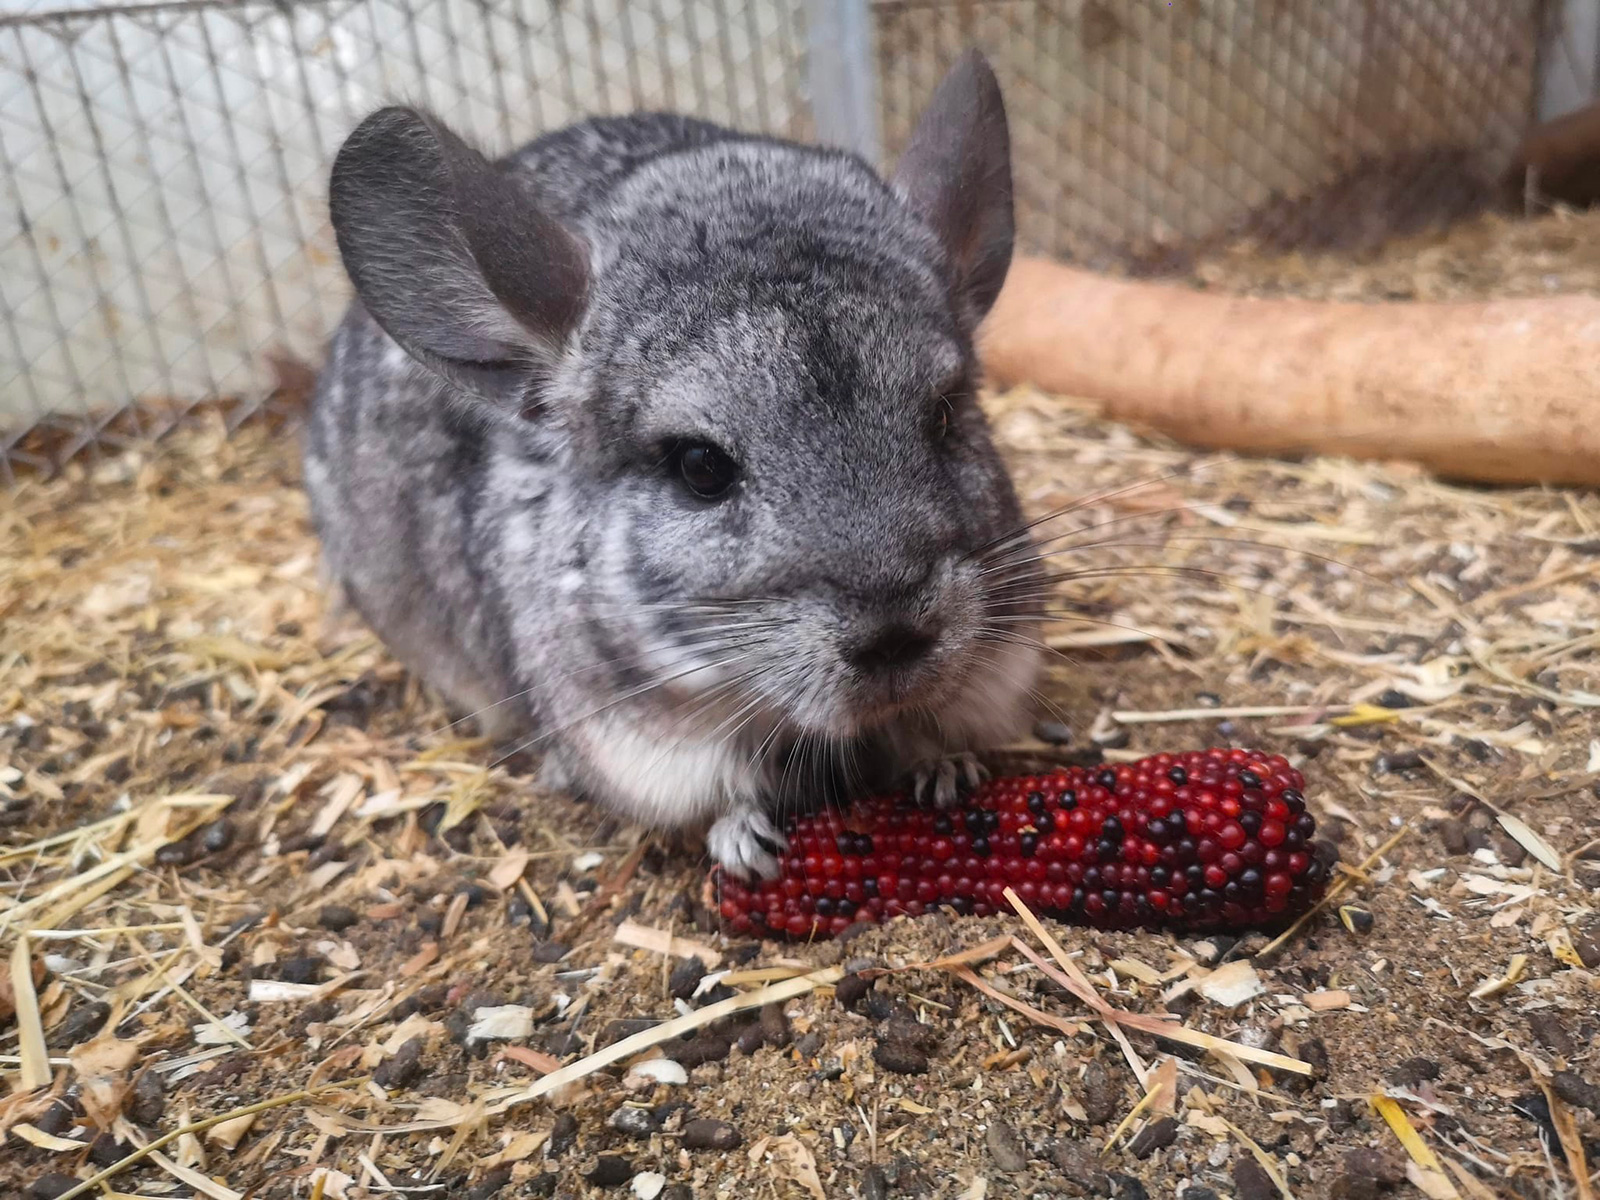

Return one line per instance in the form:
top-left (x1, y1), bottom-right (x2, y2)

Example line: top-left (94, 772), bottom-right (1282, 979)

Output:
top-left (715, 748), bottom-right (1333, 939)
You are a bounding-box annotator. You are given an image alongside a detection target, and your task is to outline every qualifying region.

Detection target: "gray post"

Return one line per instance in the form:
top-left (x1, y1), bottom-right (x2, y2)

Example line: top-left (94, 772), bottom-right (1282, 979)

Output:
top-left (1539, 0), bottom-right (1600, 119)
top-left (805, 0), bottom-right (881, 166)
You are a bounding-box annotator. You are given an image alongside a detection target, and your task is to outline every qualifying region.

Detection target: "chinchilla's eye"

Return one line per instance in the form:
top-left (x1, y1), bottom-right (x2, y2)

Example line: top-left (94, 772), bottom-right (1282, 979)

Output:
top-left (931, 394), bottom-right (956, 443)
top-left (674, 441), bottom-right (741, 500)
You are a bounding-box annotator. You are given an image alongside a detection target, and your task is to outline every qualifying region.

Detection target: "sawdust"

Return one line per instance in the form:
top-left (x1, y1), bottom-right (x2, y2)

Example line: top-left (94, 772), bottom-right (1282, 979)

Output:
top-left (3, 211), bottom-right (1599, 1199)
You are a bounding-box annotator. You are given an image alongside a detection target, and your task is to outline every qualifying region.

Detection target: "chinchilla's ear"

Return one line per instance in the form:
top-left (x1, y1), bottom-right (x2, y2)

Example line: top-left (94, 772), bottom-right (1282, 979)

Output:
top-left (329, 107), bottom-right (589, 416)
top-left (890, 49), bottom-right (1014, 324)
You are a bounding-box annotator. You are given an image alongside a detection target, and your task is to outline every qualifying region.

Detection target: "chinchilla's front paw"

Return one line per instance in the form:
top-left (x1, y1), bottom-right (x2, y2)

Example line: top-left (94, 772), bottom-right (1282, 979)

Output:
top-left (707, 804), bottom-right (787, 881)
top-left (906, 752), bottom-right (987, 809)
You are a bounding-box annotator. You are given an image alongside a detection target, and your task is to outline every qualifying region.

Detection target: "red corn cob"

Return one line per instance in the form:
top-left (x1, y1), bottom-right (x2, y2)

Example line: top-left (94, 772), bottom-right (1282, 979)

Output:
top-left (716, 748), bottom-right (1334, 939)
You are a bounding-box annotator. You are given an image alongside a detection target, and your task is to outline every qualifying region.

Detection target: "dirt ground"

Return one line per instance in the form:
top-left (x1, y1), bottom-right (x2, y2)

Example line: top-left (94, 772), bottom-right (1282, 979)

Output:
top-left (2, 209), bottom-right (1599, 1200)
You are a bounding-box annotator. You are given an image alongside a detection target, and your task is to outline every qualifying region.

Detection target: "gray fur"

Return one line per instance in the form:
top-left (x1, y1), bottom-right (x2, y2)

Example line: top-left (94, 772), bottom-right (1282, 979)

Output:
top-left (304, 51), bottom-right (1044, 878)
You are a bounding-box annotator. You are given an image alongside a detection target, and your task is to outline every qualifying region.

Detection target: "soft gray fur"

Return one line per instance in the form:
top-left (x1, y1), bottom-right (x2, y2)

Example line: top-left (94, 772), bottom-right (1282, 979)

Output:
top-left (304, 51), bottom-right (1044, 879)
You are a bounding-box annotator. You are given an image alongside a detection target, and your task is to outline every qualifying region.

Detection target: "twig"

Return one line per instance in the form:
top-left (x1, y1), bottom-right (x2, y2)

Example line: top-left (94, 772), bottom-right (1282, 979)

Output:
top-left (1516, 1049), bottom-right (1595, 1200)
top-left (948, 966), bottom-right (1088, 1041)
top-left (10, 935), bottom-right (49, 1090)
top-left (1112, 703), bottom-right (1355, 724)
top-left (487, 966), bottom-right (844, 1114)
top-left (1222, 1117), bottom-right (1297, 1199)
top-left (130, 942), bottom-right (250, 1049)
top-left (52, 1080), bottom-right (366, 1200)
top-left (1418, 757), bottom-right (1562, 871)
top-left (1250, 827), bottom-right (1409, 959)
top-left (1007, 936), bottom-right (1311, 1074)
top-left (1001, 893), bottom-right (1310, 1074)
top-left (1004, 891), bottom-right (1148, 1084)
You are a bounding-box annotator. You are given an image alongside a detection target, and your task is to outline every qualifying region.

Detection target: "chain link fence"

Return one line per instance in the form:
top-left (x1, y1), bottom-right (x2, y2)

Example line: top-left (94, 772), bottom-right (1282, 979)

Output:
top-left (878, 0), bottom-right (1552, 269)
top-left (0, 0), bottom-right (1584, 483)
top-left (0, 0), bottom-right (811, 483)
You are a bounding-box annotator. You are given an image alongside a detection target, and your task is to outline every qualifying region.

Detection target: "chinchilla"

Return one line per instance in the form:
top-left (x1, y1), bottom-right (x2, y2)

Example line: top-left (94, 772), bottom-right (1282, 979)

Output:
top-left (303, 50), bottom-right (1044, 879)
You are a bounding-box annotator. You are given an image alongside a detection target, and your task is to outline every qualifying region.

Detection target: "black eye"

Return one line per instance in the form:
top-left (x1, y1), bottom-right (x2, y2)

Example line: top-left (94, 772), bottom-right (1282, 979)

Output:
top-left (931, 394), bottom-right (956, 443)
top-left (674, 441), bottom-right (741, 500)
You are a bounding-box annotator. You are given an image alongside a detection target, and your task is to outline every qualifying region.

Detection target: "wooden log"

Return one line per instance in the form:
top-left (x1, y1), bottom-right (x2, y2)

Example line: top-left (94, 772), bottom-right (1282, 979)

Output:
top-left (980, 255), bottom-right (1600, 487)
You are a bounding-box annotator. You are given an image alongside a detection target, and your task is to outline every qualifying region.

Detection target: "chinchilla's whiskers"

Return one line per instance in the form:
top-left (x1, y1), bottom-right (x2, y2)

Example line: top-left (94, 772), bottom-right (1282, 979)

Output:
top-left (772, 730), bottom-right (807, 826)
top-left (928, 706), bottom-right (951, 763)
top-left (663, 664), bottom-right (770, 739)
top-left (978, 608), bottom-right (1169, 643)
top-left (626, 664), bottom-right (775, 784)
top-left (788, 729), bottom-right (834, 824)
top-left (962, 460), bottom-right (1229, 564)
top-left (716, 684), bottom-right (783, 766)
top-left (760, 729), bottom-right (800, 823)
top-left (836, 737), bottom-right (869, 812)
top-left (1022, 682), bottom-right (1076, 736)
top-left (488, 651), bottom-right (764, 769)
top-left (973, 502), bottom-right (1216, 575)
top-left (984, 563), bottom-right (1277, 603)
top-left (431, 623), bottom-right (771, 738)
top-left (746, 713), bottom-right (792, 804)
top-left (428, 603), bottom-right (765, 723)
top-left (972, 625), bottom-right (1087, 677)
top-left (587, 598), bottom-right (782, 621)
top-left (746, 653), bottom-right (818, 790)
top-left (585, 613), bottom-right (790, 643)
top-left (430, 684), bottom-right (540, 737)
top-left (769, 669), bottom-right (835, 822)
top-left (587, 607), bottom-right (788, 629)
top-left (958, 623), bottom-right (1077, 736)
top-left (973, 505), bottom-right (1231, 578)
top-left (467, 598), bottom-right (790, 778)
top-left (980, 530), bottom-right (1365, 587)
top-left (688, 661), bottom-right (793, 752)
top-left (626, 593), bottom-right (781, 608)
top-left (967, 631), bottom-right (1082, 731)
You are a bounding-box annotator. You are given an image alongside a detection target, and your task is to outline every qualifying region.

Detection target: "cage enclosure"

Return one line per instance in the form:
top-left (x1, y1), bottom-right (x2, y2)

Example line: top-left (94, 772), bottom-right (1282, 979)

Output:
top-left (0, 0), bottom-right (1583, 483)
top-left (6, 7), bottom-right (1600, 1200)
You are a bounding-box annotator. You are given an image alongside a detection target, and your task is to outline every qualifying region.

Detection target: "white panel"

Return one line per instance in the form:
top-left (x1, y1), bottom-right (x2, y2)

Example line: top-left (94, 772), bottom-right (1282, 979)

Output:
top-left (0, 0), bottom-right (809, 434)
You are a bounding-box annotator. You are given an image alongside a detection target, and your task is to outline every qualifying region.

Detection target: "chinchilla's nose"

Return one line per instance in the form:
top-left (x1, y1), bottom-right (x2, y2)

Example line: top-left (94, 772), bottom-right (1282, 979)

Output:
top-left (825, 551), bottom-right (948, 674)
top-left (844, 617), bottom-right (943, 674)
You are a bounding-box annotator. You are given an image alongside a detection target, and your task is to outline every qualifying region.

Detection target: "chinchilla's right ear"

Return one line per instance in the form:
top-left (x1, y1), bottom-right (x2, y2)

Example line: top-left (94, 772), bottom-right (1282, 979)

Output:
top-left (329, 107), bottom-right (589, 417)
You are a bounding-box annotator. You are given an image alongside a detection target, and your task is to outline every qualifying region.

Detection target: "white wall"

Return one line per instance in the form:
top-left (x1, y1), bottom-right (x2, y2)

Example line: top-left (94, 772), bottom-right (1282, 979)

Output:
top-left (876, 0), bottom-right (1544, 262)
top-left (0, 0), bottom-right (810, 426)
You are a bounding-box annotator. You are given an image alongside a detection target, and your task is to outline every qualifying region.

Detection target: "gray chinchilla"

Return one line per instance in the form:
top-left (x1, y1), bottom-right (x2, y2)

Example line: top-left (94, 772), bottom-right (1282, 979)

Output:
top-left (303, 50), bottom-right (1045, 879)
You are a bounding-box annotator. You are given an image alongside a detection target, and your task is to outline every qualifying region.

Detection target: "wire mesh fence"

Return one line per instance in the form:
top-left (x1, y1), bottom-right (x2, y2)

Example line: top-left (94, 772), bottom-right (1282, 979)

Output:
top-left (877, 0), bottom-right (1549, 270)
top-left (0, 0), bottom-right (1581, 484)
top-left (0, 0), bottom-right (811, 483)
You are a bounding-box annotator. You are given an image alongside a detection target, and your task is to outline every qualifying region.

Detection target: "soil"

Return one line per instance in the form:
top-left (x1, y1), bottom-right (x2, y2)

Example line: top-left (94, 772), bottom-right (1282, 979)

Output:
top-left (2, 210), bottom-right (1598, 1200)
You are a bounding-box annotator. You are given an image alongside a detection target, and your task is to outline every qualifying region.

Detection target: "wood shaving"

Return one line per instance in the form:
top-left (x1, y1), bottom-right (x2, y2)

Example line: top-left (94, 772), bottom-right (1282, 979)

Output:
top-left (4, 211), bottom-right (1600, 1196)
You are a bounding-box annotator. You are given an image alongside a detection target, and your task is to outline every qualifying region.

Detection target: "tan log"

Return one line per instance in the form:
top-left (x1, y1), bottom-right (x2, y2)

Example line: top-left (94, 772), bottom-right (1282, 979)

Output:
top-left (979, 255), bottom-right (1600, 487)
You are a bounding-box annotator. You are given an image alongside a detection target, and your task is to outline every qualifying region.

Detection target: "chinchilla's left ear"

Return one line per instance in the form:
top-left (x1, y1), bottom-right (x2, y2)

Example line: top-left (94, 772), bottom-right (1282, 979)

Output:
top-left (890, 49), bottom-right (1014, 324)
